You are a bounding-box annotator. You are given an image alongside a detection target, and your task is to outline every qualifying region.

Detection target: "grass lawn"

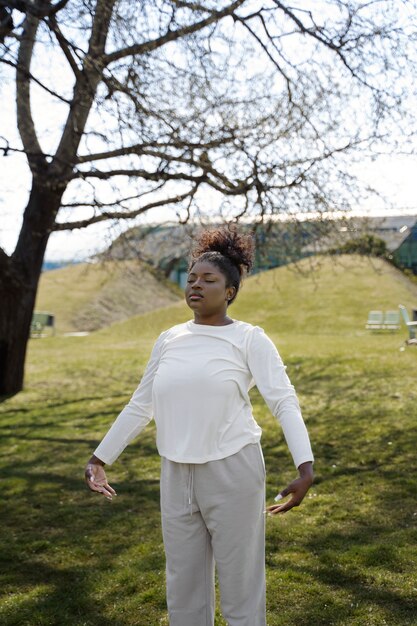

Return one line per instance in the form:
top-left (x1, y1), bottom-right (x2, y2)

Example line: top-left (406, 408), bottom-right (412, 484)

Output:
top-left (35, 260), bottom-right (181, 334)
top-left (1, 255), bottom-right (416, 625)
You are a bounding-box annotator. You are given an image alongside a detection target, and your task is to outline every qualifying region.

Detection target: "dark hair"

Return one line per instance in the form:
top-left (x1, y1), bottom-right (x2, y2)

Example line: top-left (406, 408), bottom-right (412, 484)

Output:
top-left (189, 226), bottom-right (255, 304)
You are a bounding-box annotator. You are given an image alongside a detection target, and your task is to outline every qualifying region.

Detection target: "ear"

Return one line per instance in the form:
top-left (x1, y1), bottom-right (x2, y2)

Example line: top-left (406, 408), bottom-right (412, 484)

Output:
top-left (226, 287), bottom-right (236, 302)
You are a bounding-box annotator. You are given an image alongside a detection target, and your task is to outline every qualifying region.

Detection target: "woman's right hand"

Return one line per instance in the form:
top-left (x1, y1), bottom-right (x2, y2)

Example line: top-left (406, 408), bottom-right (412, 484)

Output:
top-left (85, 457), bottom-right (117, 500)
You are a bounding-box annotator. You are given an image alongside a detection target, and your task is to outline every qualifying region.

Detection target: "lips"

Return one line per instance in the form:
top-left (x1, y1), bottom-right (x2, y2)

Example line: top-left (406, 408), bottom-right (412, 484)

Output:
top-left (189, 293), bottom-right (203, 299)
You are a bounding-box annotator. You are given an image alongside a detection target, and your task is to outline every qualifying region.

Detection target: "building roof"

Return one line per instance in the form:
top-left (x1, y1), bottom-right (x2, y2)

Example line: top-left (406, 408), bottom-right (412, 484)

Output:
top-left (302, 215), bottom-right (417, 254)
top-left (105, 215), bottom-right (417, 267)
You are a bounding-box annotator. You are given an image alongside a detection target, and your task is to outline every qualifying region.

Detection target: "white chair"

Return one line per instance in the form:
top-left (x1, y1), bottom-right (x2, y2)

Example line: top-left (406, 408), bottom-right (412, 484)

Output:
top-left (398, 305), bottom-right (417, 339)
top-left (383, 311), bottom-right (400, 331)
top-left (365, 311), bottom-right (384, 330)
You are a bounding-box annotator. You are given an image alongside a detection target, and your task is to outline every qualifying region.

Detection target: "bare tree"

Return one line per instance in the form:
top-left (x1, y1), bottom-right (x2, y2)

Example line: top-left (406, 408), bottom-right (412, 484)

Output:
top-left (0, 0), bottom-right (416, 396)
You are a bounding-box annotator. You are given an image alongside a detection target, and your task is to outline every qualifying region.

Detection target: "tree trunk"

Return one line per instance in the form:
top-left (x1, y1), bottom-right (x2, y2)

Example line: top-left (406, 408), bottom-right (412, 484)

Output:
top-left (0, 271), bottom-right (37, 397)
top-left (0, 180), bottom-right (63, 397)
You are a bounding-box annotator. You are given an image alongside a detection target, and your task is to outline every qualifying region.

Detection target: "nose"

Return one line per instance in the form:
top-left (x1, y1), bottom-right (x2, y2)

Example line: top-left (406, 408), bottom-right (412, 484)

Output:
top-left (190, 277), bottom-right (202, 288)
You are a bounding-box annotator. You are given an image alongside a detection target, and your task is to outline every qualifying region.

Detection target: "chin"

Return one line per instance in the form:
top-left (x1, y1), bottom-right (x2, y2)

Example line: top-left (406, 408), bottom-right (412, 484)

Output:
top-left (186, 300), bottom-right (201, 310)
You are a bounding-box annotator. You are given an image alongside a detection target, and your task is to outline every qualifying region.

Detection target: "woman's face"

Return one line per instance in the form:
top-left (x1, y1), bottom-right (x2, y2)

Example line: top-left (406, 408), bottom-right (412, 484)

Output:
top-left (185, 261), bottom-right (235, 316)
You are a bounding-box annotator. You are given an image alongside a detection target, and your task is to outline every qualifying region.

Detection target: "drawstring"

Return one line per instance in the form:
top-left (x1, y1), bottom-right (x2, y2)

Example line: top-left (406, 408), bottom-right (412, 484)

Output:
top-left (187, 465), bottom-right (194, 516)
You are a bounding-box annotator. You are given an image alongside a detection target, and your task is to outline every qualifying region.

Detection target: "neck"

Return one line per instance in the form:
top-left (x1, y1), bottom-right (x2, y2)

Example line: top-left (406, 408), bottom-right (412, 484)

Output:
top-left (193, 312), bottom-right (233, 326)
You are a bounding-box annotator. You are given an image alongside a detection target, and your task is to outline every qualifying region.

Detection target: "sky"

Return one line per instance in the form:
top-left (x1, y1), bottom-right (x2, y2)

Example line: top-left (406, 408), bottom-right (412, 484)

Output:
top-left (1, 146), bottom-right (416, 263)
top-left (1, 2), bottom-right (417, 263)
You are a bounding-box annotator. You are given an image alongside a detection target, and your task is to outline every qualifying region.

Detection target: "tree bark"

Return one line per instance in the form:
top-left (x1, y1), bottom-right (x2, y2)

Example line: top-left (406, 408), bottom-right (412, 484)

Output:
top-left (0, 180), bottom-right (63, 397)
top-left (0, 1), bottom-right (114, 397)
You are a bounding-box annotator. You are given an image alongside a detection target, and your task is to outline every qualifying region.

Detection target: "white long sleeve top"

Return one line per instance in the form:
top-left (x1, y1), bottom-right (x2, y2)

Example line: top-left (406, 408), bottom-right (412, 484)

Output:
top-left (94, 320), bottom-right (314, 468)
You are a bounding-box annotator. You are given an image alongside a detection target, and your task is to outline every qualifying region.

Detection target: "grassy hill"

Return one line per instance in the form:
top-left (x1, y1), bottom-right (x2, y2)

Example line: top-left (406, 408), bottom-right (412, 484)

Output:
top-left (1, 255), bottom-right (417, 625)
top-left (35, 259), bottom-right (182, 334)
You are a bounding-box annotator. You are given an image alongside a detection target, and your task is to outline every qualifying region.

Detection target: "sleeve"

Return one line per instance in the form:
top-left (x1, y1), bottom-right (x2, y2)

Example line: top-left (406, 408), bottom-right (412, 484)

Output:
top-left (247, 326), bottom-right (314, 469)
top-left (93, 332), bottom-right (166, 465)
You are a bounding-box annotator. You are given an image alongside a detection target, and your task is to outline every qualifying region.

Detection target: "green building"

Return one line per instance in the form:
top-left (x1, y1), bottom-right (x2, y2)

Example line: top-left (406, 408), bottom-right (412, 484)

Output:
top-left (105, 216), bottom-right (417, 286)
top-left (106, 221), bottom-right (331, 288)
top-left (393, 221), bottom-right (417, 273)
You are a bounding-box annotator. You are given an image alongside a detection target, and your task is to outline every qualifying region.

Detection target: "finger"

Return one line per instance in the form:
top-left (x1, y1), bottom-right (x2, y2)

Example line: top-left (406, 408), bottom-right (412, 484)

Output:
top-left (266, 503), bottom-right (292, 515)
top-left (271, 484), bottom-right (293, 505)
top-left (266, 501), bottom-right (289, 513)
top-left (87, 479), bottom-right (104, 493)
top-left (87, 479), bottom-right (115, 499)
top-left (269, 499), bottom-right (301, 514)
top-left (266, 497), bottom-right (301, 515)
top-left (277, 485), bottom-right (292, 499)
top-left (95, 484), bottom-right (114, 499)
top-left (97, 480), bottom-right (117, 499)
top-left (268, 506), bottom-right (293, 517)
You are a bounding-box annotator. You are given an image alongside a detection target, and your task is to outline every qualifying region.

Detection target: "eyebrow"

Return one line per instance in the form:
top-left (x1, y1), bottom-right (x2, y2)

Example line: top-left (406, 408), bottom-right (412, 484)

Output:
top-left (188, 271), bottom-right (217, 276)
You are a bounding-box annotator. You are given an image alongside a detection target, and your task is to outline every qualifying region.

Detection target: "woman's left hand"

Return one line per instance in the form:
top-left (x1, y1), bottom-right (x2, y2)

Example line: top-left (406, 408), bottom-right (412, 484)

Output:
top-left (85, 456), bottom-right (117, 500)
top-left (265, 461), bottom-right (313, 515)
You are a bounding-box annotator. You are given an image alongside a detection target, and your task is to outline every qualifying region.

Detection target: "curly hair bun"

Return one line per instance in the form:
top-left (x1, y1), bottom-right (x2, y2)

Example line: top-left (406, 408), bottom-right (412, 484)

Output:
top-left (191, 226), bottom-right (255, 275)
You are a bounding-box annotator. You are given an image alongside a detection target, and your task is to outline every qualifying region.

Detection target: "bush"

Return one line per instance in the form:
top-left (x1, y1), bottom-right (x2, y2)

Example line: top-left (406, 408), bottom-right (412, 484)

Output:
top-left (329, 234), bottom-right (387, 257)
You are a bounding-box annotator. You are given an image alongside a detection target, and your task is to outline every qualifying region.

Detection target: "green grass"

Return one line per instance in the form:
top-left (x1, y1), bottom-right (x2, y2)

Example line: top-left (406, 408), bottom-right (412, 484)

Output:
top-left (1, 255), bottom-right (417, 625)
top-left (35, 259), bottom-right (181, 334)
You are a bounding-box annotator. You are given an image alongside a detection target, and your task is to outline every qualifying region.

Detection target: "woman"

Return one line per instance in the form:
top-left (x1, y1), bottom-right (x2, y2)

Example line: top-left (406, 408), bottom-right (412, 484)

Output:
top-left (85, 227), bottom-right (314, 626)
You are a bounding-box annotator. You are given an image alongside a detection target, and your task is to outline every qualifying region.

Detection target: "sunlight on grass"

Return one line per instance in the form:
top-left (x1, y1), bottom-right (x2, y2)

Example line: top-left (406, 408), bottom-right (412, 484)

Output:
top-left (1, 256), bottom-right (417, 625)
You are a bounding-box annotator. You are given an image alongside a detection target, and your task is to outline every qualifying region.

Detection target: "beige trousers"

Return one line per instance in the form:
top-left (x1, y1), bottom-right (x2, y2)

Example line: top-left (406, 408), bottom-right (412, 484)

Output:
top-left (160, 442), bottom-right (267, 626)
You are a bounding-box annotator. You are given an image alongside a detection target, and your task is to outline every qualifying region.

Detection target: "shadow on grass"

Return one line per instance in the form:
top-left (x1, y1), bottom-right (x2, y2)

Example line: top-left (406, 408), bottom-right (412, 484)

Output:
top-left (0, 432), bottom-right (101, 446)
top-left (262, 410), bottom-right (417, 626)
top-left (266, 521), bottom-right (417, 626)
top-left (0, 393), bottom-right (134, 450)
top-left (1, 560), bottom-right (125, 626)
top-left (0, 391), bottom-right (21, 404)
top-left (2, 354), bottom-right (416, 625)
top-left (0, 392), bottom-right (128, 411)
top-left (1, 470), bottom-right (165, 626)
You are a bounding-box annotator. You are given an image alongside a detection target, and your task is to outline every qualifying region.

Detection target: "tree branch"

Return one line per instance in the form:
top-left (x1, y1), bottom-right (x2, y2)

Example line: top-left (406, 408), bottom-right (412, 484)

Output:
top-left (71, 166), bottom-right (206, 184)
top-left (77, 146), bottom-right (236, 189)
top-left (0, 57), bottom-right (71, 103)
top-left (89, 0), bottom-right (116, 55)
top-left (16, 12), bottom-right (46, 173)
top-left (0, 137), bottom-right (49, 159)
top-left (140, 148), bottom-right (238, 189)
top-left (60, 191), bottom-right (152, 209)
top-left (104, 0), bottom-right (245, 65)
top-left (75, 137), bottom-right (236, 164)
top-left (0, 0), bottom-right (70, 19)
top-left (0, 5), bottom-right (13, 43)
top-left (52, 0), bottom-right (116, 174)
top-left (233, 14), bottom-right (293, 95)
top-left (271, 1), bottom-right (368, 82)
top-left (60, 182), bottom-right (170, 209)
top-left (46, 14), bottom-right (81, 79)
top-left (169, 1), bottom-right (213, 11)
top-left (72, 164), bottom-right (255, 196)
top-left (46, 0), bottom-right (70, 18)
top-left (53, 189), bottom-right (196, 231)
